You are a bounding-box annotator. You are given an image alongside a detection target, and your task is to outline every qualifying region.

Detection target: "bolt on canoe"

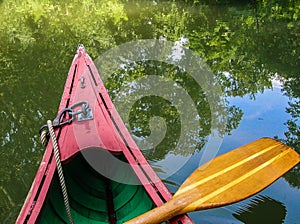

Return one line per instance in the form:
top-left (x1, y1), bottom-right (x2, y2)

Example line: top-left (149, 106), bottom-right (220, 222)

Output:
top-left (16, 45), bottom-right (194, 224)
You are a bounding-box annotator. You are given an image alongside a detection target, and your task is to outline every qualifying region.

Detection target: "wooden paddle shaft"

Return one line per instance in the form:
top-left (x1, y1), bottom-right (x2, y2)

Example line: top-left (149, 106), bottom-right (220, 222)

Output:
top-left (125, 196), bottom-right (188, 224)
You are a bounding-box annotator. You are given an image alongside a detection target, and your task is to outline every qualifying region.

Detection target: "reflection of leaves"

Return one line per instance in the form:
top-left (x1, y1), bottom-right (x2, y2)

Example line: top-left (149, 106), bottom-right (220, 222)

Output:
top-left (283, 162), bottom-right (300, 189)
top-left (1, 0), bottom-right (299, 221)
top-left (188, 12), bottom-right (274, 99)
top-left (106, 60), bottom-right (241, 159)
top-left (0, 0), bottom-right (129, 221)
top-left (280, 100), bottom-right (300, 188)
top-left (280, 47), bottom-right (300, 188)
top-left (107, 61), bottom-right (211, 158)
top-left (249, 0), bottom-right (300, 189)
top-left (226, 105), bottom-right (243, 135)
top-left (129, 96), bottom-right (182, 158)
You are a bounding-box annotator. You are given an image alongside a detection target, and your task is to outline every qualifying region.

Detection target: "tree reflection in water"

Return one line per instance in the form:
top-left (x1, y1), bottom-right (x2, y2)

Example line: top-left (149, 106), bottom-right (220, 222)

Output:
top-left (0, 0), bottom-right (299, 222)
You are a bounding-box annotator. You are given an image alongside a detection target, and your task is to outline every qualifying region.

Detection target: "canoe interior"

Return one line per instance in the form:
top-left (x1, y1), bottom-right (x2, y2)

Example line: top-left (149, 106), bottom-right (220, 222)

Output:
top-left (38, 150), bottom-right (156, 223)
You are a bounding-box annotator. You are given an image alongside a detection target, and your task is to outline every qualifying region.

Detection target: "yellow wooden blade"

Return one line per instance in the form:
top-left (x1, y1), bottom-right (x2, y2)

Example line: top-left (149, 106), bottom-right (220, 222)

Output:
top-left (125, 138), bottom-right (300, 224)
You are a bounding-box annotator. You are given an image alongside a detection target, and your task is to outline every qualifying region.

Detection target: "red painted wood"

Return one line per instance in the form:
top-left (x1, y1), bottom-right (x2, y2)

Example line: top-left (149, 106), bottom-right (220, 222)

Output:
top-left (16, 46), bottom-right (194, 224)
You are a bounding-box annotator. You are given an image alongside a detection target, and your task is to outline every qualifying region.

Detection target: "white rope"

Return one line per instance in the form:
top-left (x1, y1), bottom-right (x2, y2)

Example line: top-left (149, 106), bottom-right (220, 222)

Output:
top-left (47, 120), bottom-right (74, 224)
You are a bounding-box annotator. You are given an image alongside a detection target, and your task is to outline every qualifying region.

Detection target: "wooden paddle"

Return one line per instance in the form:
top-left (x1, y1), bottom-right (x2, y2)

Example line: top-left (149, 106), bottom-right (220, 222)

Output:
top-left (125, 138), bottom-right (300, 224)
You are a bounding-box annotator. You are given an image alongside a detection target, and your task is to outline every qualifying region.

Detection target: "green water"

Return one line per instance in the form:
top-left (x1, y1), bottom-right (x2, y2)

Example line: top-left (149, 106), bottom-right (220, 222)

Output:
top-left (0, 0), bottom-right (299, 223)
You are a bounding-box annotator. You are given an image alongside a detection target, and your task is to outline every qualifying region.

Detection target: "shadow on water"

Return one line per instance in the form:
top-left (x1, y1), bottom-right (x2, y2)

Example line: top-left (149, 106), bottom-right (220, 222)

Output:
top-left (233, 195), bottom-right (287, 224)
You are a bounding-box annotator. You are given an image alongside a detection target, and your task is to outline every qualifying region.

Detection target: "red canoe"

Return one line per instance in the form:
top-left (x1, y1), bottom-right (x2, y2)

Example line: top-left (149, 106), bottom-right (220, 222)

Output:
top-left (16, 45), bottom-right (194, 223)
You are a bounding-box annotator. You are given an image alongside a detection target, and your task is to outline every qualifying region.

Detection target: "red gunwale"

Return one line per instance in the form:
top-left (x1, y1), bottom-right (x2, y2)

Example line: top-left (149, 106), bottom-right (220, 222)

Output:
top-left (16, 46), bottom-right (194, 224)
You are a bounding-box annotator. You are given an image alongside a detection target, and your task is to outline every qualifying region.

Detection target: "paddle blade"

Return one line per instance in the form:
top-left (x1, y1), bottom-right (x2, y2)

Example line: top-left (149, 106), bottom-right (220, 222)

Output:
top-left (125, 138), bottom-right (300, 224)
top-left (174, 138), bottom-right (299, 210)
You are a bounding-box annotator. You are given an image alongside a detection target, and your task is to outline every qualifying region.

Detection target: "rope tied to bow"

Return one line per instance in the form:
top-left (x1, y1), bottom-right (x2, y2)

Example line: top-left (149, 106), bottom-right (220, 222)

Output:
top-left (47, 120), bottom-right (74, 224)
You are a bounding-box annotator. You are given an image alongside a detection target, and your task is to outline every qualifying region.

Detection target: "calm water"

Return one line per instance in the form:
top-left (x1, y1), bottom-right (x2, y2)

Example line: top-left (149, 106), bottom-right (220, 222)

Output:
top-left (0, 1), bottom-right (299, 223)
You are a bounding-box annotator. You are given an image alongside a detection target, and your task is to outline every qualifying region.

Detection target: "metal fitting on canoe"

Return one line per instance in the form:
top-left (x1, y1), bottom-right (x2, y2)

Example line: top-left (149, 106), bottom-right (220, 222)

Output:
top-left (52, 108), bottom-right (74, 127)
top-left (70, 101), bottom-right (93, 122)
top-left (39, 100), bottom-right (93, 146)
top-left (80, 76), bottom-right (85, 89)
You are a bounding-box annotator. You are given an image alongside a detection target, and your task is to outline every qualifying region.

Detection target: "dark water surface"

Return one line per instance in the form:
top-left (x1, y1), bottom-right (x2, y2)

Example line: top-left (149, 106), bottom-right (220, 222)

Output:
top-left (0, 1), bottom-right (299, 223)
